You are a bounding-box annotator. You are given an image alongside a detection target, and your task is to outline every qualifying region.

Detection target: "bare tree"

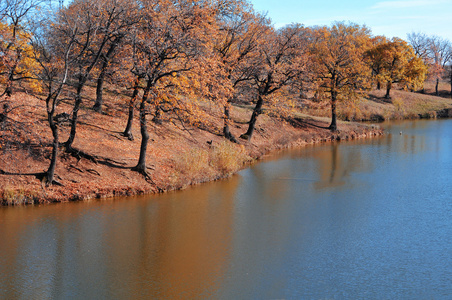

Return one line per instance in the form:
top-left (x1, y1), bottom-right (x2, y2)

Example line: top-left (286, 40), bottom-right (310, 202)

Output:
top-left (92, 0), bottom-right (140, 113)
top-left (52, 0), bottom-right (136, 152)
top-left (30, 3), bottom-right (75, 184)
top-left (407, 32), bottom-right (431, 62)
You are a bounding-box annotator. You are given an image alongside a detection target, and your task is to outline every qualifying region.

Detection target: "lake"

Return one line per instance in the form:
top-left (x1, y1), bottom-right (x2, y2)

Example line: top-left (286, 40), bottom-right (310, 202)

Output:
top-left (1, 119), bottom-right (451, 299)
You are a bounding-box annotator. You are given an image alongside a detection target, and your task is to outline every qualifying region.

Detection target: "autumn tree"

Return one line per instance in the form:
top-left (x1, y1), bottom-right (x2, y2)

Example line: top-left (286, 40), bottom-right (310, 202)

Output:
top-left (130, 0), bottom-right (216, 176)
top-left (310, 22), bottom-right (372, 131)
top-left (122, 74), bottom-right (143, 140)
top-left (365, 37), bottom-right (426, 99)
top-left (366, 35), bottom-right (388, 90)
top-left (236, 23), bottom-right (308, 140)
top-left (212, 0), bottom-right (269, 142)
top-left (0, 0), bottom-right (41, 97)
top-left (407, 32), bottom-right (434, 93)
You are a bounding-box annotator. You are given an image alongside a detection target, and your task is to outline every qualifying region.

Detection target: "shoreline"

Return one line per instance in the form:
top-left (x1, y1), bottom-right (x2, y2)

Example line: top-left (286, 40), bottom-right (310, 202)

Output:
top-left (1, 85), bottom-right (450, 206)
top-left (0, 114), bottom-right (383, 205)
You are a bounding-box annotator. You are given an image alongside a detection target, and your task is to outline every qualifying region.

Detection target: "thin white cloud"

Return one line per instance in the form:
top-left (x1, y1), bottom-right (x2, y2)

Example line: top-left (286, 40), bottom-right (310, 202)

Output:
top-left (372, 0), bottom-right (448, 10)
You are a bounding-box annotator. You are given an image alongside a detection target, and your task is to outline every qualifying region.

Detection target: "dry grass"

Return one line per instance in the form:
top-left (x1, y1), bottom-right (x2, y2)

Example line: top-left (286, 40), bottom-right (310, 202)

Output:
top-left (165, 141), bottom-right (251, 190)
top-left (300, 81), bottom-right (452, 122)
top-left (210, 141), bottom-right (251, 175)
top-left (0, 185), bottom-right (40, 205)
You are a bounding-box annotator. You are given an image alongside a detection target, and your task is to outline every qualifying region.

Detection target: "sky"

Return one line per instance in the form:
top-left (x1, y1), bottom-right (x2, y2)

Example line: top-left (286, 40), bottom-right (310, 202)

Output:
top-left (249, 0), bottom-right (452, 41)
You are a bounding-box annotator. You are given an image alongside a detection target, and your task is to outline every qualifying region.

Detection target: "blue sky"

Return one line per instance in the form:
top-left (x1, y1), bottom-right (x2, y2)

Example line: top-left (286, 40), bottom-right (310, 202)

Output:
top-left (249, 0), bottom-right (452, 41)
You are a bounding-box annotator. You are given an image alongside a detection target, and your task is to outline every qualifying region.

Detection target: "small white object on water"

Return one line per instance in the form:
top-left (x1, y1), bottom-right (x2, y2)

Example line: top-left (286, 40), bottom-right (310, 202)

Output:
top-left (400, 131), bottom-right (402, 135)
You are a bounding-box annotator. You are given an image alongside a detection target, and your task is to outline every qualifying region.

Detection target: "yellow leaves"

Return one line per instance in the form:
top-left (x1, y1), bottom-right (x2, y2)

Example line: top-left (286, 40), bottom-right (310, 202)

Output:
top-left (310, 22), bottom-right (372, 103)
top-left (366, 37), bottom-right (427, 89)
top-left (0, 20), bottom-right (41, 92)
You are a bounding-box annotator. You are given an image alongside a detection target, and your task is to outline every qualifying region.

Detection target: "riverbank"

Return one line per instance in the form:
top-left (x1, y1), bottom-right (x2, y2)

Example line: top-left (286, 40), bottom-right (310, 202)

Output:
top-left (1, 84), bottom-right (450, 205)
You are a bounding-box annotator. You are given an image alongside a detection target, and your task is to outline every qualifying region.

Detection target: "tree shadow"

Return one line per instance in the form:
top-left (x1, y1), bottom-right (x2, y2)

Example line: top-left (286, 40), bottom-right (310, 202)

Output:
top-left (64, 146), bottom-right (131, 170)
top-left (287, 117), bottom-right (330, 130)
top-left (366, 94), bottom-right (392, 104)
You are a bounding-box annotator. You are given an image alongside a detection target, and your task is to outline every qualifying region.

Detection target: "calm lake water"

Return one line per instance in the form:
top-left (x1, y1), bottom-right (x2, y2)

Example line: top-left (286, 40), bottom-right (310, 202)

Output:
top-left (1, 119), bottom-right (452, 299)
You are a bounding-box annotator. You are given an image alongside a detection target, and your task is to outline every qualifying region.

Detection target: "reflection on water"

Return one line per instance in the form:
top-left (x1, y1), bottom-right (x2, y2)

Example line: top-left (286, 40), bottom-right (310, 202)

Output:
top-left (1, 119), bottom-right (452, 299)
top-left (0, 177), bottom-right (239, 299)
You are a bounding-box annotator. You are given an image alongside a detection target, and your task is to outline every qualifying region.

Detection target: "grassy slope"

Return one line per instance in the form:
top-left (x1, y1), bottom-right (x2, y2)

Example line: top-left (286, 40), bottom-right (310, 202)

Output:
top-left (1, 82), bottom-right (450, 205)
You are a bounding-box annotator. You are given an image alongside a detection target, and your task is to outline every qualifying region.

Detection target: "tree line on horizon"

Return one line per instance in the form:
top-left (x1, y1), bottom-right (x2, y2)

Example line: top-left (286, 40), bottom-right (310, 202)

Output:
top-left (1, 0), bottom-right (451, 185)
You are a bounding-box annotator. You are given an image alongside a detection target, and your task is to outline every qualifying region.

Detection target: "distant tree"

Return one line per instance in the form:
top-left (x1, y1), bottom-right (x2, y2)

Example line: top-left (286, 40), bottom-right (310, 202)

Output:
top-left (407, 32), bottom-right (431, 62)
top-left (427, 36), bottom-right (452, 96)
top-left (366, 35), bottom-right (388, 90)
top-left (407, 32), bottom-right (433, 93)
top-left (408, 32), bottom-right (452, 96)
top-left (310, 22), bottom-right (372, 131)
top-left (365, 37), bottom-right (426, 99)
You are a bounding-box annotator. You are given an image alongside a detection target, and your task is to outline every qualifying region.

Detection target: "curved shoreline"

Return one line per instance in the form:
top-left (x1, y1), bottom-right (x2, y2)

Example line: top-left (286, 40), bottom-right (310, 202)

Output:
top-left (0, 121), bottom-right (383, 206)
top-left (1, 85), bottom-right (450, 206)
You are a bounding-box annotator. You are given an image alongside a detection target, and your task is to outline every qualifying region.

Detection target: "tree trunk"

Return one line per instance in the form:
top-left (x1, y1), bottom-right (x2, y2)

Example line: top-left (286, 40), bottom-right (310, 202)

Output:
top-left (65, 82), bottom-right (84, 152)
top-left (123, 79), bottom-right (141, 140)
top-left (3, 67), bottom-right (15, 97)
top-left (385, 81), bottom-right (392, 99)
top-left (123, 100), bottom-right (135, 141)
top-left (133, 84), bottom-right (151, 174)
top-left (450, 71), bottom-right (452, 97)
top-left (47, 112), bottom-right (58, 184)
top-left (329, 92), bottom-right (337, 131)
top-left (152, 106), bottom-right (162, 125)
top-left (240, 95), bottom-right (264, 141)
top-left (93, 41), bottom-right (119, 112)
top-left (93, 67), bottom-right (106, 112)
top-left (377, 81), bottom-right (381, 90)
top-left (223, 101), bottom-right (237, 143)
top-left (435, 78), bottom-right (439, 96)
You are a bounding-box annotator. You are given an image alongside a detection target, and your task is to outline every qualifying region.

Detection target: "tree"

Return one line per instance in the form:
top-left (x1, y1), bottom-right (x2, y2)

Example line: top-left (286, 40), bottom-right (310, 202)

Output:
top-left (427, 36), bottom-right (452, 96)
top-left (92, 0), bottom-right (140, 113)
top-left (239, 23), bottom-right (308, 140)
top-left (366, 35), bottom-right (388, 90)
top-left (0, 0), bottom-right (41, 97)
top-left (310, 22), bottom-right (372, 131)
top-left (53, 0), bottom-right (136, 152)
top-left (407, 32), bottom-right (433, 93)
top-left (122, 74), bottom-right (143, 140)
top-left (31, 13), bottom-right (74, 185)
top-left (407, 32), bottom-right (431, 62)
top-left (212, 0), bottom-right (269, 142)
top-left (130, 0), bottom-right (216, 176)
top-left (365, 37), bottom-right (426, 99)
